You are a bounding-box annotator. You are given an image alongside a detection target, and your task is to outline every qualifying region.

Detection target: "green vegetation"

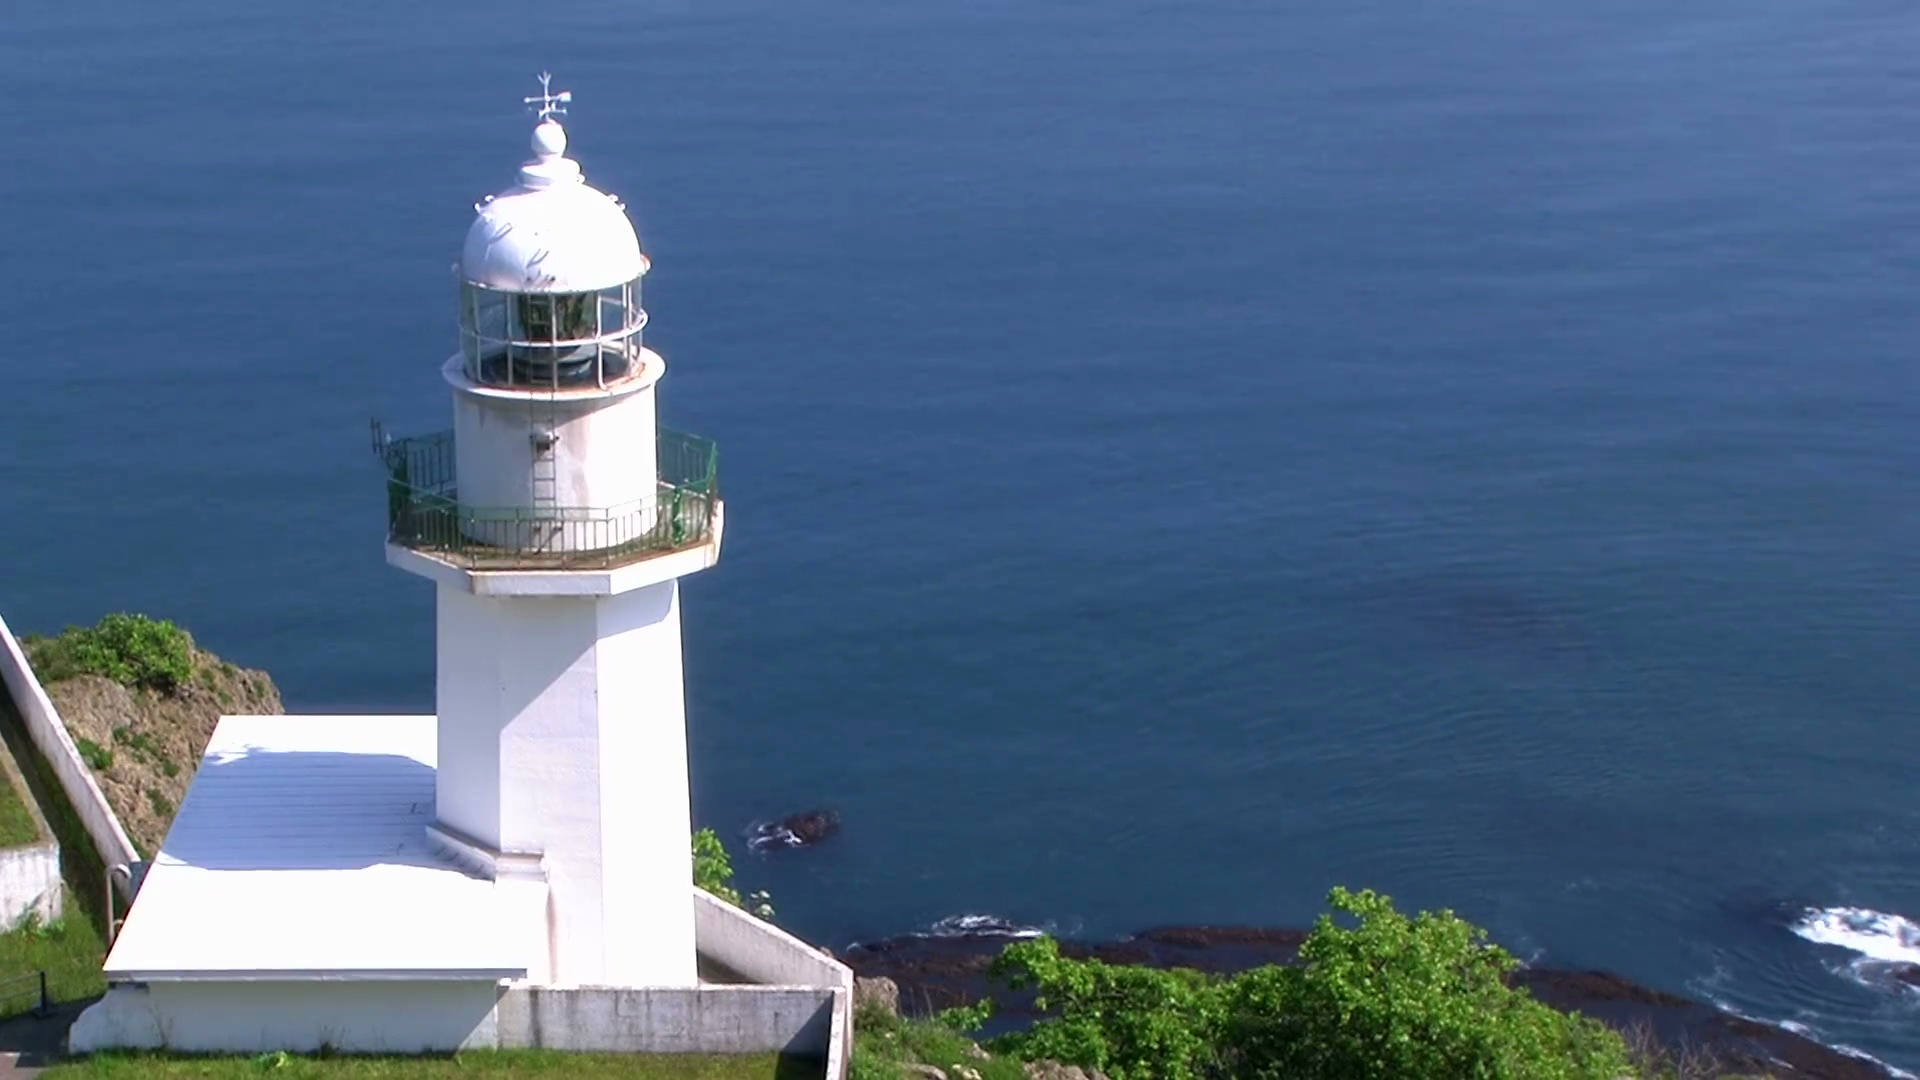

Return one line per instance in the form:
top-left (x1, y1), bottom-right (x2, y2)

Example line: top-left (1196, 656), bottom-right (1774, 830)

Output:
top-left (852, 1006), bottom-right (1025, 1080)
top-left (45, 1051), bottom-right (816, 1079)
top-left (0, 769), bottom-right (41, 848)
top-left (116, 727), bottom-right (179, 777)
top-left (937, 888), bottom-right (1654, 1080)
top-left (0, 913), bottom-right (106, 1018)
top-left (24, 614), bottom-right (195, 693)
top-left (693, 827), bottom-right (773, 920)
top-left (0, 691), bottom-right (111, 1016)
top-left (75, 738), bottom-right (113, 771)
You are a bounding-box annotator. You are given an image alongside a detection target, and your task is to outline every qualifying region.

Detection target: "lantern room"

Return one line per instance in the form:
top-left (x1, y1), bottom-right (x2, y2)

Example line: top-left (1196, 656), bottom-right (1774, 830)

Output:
top-left (456, 111), bottom-right (650, 391)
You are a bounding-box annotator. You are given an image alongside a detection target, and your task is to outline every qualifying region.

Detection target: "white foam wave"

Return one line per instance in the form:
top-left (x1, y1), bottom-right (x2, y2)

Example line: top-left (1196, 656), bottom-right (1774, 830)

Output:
top-left (1792, 907), bottom-right (1920, 967)
top-left (922, 914), bottom-right (1048, 939)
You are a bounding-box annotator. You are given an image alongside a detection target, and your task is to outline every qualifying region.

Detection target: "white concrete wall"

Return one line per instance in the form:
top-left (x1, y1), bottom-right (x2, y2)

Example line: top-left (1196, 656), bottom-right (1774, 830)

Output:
top-left (69, 981), bottom-right (503, 1054)
top-left (694, 888), bottom-right (852, 990)
top-left (694, 888), bottom-right (853, 1079)
top-left (435, 580), bottom-right (696, 987)
top-left (74, 980), bottom-right (846, 1077)
top-left (495, 985), bottom-right (836, 1057)
top-left (0, 842), bottom-right (61, 929)
top-left (0, 614), bottom-right (142, 877)
top-left (433, 585), bottom-right (513, 846)
top-left (593, 581), bottom-right (695, 986)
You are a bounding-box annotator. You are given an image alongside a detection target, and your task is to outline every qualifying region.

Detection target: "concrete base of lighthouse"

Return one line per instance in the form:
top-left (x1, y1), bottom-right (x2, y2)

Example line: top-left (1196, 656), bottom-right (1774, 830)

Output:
top-left (67, 713), bottom-right (852, 1071)
top-left (433, 579), bottom-right (697, 988)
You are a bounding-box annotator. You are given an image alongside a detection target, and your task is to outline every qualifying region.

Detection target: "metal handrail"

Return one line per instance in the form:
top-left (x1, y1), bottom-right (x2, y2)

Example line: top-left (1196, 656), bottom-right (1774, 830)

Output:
top-left (0, 971), bottom-right (50, 1018)
top-left (375, 427), bottom-right (720, 571)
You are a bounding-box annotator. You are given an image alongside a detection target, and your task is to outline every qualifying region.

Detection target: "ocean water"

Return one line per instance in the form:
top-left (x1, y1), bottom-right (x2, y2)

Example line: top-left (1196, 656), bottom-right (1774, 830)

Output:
top-left (3, 0), bottom-right (1918, 1068)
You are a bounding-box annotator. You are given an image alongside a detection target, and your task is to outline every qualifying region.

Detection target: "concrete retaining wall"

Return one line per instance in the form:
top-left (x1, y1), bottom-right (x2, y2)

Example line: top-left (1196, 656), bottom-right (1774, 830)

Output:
top-left (497, 984), bottom-right (837, 1056)
top-left (693, 887), bottom-right (852, 1078)
top-left (0, 615), bottom-right (141, 879)
top-left (694, 887), bottom-right (851, 988)
top-left (0, 841), bottom-right (61, 929)
top-left (75, 979), bottom-right (847, 1077)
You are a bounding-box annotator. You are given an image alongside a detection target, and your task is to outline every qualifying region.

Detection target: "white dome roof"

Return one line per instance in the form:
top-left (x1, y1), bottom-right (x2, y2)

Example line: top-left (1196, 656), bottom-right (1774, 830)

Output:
top-left (460, 120), bottom-right (645, 294)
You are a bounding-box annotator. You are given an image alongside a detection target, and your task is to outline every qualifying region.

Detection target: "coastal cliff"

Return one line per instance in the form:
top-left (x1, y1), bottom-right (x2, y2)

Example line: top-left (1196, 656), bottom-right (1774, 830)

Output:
top-left (22, 615), bottom-right (281, 857)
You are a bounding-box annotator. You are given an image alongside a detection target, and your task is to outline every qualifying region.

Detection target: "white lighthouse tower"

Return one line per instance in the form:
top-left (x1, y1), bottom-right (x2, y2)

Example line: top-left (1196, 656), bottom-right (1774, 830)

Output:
top-left (381, 75), bottom-right (723, 988)
top-left (71, 76), bottom-right (853, 1063)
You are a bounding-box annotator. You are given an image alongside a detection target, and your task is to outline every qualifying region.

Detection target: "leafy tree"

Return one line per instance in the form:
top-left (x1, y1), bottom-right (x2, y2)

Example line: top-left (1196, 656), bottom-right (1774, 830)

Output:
top-left (981, 887), bottom-right (1636, 1080)
top-left (1219, 887), bottom-right (1631, 1080)
top-left (988, 938), bottom-right (1223, 1080)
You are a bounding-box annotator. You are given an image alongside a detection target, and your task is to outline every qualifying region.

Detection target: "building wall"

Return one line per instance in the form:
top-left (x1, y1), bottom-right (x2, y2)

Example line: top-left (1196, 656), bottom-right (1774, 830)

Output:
top-left (449, 368), bottom-right (659, 516)
top-left (495, 985), bottom-right (836, 1057)
top-left (69, 981), bottom-right (502, 1054)
top-left (73, 980), bottom-right (844, 1077)
top-left (592, 581), bottom-right (695, 986)
top-left (434, 580), bottom-right (696, 988)
top-left (70, 899), bottom-right (852, 1077)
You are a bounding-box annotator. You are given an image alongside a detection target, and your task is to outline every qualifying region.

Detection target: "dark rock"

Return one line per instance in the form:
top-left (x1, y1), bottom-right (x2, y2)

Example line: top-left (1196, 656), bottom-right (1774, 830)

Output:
top-left (747, 809), bottom-right (840, 851)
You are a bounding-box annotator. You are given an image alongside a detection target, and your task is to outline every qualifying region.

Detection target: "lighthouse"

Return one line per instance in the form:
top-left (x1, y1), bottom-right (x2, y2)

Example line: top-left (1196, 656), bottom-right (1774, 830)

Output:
top-left (72, 79), bottom-right (850, 1062)
top-left (381, 75), bottom-right (723, 988)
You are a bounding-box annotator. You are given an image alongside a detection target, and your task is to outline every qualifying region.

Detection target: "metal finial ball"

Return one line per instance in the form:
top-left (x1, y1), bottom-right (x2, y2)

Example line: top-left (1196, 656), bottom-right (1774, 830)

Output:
top-left (532, 119), bottom-right (568, 158)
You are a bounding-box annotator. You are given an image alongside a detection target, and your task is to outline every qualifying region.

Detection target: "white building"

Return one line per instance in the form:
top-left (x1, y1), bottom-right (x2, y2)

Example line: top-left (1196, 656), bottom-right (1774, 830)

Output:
top-left (69, 79), bottom-right (850, 1068)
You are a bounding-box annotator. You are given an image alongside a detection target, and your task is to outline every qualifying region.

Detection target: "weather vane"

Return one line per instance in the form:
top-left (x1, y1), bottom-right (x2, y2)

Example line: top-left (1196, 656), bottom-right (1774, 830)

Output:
top-left (524, 72), bottom-right (572, 122)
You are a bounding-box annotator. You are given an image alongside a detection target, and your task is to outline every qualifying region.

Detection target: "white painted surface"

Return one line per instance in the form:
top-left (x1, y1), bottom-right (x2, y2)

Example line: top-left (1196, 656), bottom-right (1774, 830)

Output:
top-left (593, 583), bottom-right (696, 985)
top-left (74, 980), bottom-right (845, 1074)
top-left (693, 888), bottom-right (853, 991)
top-left (445, 351), bottom-right (662, 551)
top-left (70, 981), bottom-right (502, 1054)
top-left (0, 842), bottom-right (60, 929)
top-left (0, 613), bottom-right (141, 875)
top-left (461, 120), bottom-right (644, 294)
top-left (103, 715), bottom-right (535, 981)
top-left (435, 582), bottom-right (696, 987)
top-left (385, 501), bottom-right (724, 595)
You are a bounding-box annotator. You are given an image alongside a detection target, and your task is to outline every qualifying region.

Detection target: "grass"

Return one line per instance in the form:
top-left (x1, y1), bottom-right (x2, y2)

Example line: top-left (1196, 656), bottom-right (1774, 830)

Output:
top-left (0, 769), bottom-right (42, 849)
top-left (43, 1051), bottom-right (820, 1079)
top-left (0, 914), bottom-right (106, 1017)
top-left (0, 693), bottom-right (111, 1017)
top-left (74, 738), bottom-right (112, 772)
top-left (850, 1006), bottom-right (1025, 1080)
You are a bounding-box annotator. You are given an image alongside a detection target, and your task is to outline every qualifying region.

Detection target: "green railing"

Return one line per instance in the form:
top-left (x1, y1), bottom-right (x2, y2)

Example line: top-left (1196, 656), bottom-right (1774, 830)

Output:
top-left (379, 427), bottom-right (720, 571)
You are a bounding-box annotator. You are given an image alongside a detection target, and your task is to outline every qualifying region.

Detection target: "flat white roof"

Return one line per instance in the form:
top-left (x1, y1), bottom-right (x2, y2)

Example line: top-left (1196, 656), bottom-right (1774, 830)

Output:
top-left (104, 715), bottom-right (530, 982)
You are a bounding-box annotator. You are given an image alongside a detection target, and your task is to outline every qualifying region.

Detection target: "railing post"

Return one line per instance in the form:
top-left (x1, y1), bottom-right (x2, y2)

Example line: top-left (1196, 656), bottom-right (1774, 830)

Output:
top-left (35, 970), bottom-right (48, 1017)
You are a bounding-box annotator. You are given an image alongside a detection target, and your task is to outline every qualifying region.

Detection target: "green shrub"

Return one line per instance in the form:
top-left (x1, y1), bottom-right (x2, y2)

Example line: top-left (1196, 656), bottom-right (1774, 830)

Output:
top-left (984, 887), bottom-right (1636, 1080)
top-left (26, 614), bottom-right (194, 693)
top-left (693, 827), bottom-right (774, 920)
top-left (74, 738), bottom-right (112, 771)
top-left (987, 939), bottom-right (1223, 1080)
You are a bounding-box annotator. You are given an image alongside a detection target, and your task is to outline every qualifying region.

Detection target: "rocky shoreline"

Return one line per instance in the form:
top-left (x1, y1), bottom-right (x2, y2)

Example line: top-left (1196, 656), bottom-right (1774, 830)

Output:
top-left (839, 924), bottom-right (1898, 1080)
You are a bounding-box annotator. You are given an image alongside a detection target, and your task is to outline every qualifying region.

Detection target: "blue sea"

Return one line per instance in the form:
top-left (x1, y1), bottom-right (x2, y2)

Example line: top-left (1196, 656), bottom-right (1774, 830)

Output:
top-left (3, 0), bottom-right (1918, 1069)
